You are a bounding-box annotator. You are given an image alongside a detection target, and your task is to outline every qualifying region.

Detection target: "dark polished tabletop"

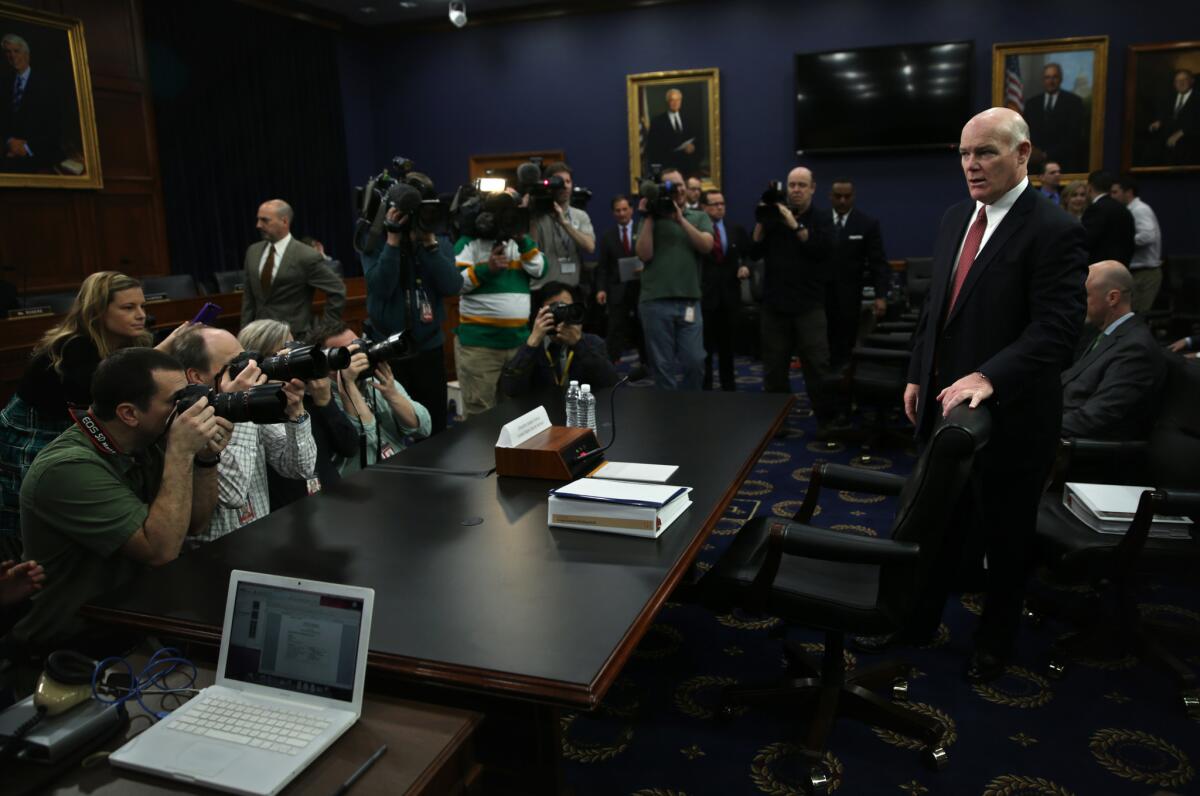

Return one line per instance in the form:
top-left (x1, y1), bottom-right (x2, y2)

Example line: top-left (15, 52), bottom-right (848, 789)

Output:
top-left (86, 388), bottom-right (792, 708)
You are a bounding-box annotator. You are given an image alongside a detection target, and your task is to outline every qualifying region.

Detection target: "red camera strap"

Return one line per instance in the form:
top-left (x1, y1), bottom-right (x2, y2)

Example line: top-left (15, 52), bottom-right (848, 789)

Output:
top-left (68, 407), bottom-right (123, 456)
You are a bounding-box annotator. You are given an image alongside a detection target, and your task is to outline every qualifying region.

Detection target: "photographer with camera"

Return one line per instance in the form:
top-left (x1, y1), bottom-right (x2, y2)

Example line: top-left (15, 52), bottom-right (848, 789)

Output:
top-left (314, 324), bottom-right (431, 474)
top-left (751, 166), bottom-right (840, 437)
top-left (166, 325), bottom-right (316, 542)
top-left (635, 166), bottom-right (713, 391)
top-left (361, 172), bottom-right (461, 436)
top-left (7, 348), bottom-right (231, 650)
top-left (500, 282), bottom-right (618, 399)
top-left (527, 162), bottom-right (595, 290)
top-left (453, 197), bottom-right (546, 417)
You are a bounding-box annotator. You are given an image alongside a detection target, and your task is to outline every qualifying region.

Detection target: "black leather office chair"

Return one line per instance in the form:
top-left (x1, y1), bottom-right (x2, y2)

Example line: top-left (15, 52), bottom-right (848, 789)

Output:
top-left (141, 274), bottom-right (199, 299)
top-left (1031, 355), bottom-right (1200, 716)
top-left (211, 270), bottom-right (245, 293)
top-left (699, 404), bottom-right (991, 791)
top-left (901, 257), bottom-right (933, 322)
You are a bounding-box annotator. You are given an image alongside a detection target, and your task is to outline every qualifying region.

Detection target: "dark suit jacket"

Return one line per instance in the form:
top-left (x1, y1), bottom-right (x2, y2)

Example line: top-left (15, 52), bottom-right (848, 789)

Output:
top-left (908, 184), bottom-right (1087, 454)
top-left (1061, 315), bottom-right (1165, 440)
top-left (1082, 195), bottom-right (1136, 267)
top-left (595, 223), bottom-right (639, 304)
top-left (241, 237), bottom-right (346, 335)
top-left (701, 220), bottom-right (750, 311)
top-left (829, 209), bottom-right (889, 296)
top-left (0, 69), bottom-right (63, 169)
top-left (1023, 90), bottom-right (1087, 172)
top-left (644, 111), bottom-right (702, 175)
top-left (1157, 90), bottom-right (1199, 165)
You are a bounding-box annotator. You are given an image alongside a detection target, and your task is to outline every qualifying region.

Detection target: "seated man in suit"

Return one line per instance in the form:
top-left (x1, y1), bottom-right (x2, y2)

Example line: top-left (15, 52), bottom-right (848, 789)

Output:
top-left (644, 88), bottom-right (702, 177)
top-left (1062, 260), bottom-right (1165, 440)
top-left (826, 177), bottom-right (890, 370)
top-left (1082, 171), bottom-right (1135, 267)
top-left (1022, 63), bottom-right (1088, 173)
top-left (699, 189), bottom-right (749, 391)
top-left (241, 199), bottom-right (346, 337)
top-left (1, 33), bottom-right (63, 173)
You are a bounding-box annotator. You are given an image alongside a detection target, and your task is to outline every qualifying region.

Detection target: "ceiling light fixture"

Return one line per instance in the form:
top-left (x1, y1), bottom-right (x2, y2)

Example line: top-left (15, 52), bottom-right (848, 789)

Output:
top-left (448, 1), bottom-right (467, 27)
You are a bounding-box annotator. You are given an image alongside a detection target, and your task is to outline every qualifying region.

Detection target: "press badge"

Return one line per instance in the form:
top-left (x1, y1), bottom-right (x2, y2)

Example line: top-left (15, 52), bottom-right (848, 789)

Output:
top-left (238, 499), bottom-right (257, 525)
top-left (559, 259), bottom-right (578, 275)
top-left (684, 303), bottom-right (695, 323)
top-left (418, 288), bottom-right (433, 323)
top-left (380, 443), bottom-right (397, 460)
top-left (306, 477), bottom-right (322, 496)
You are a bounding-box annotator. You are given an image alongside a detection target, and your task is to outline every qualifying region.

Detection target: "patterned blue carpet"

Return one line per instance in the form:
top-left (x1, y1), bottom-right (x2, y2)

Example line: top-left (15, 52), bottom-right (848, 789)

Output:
top-left (559, 356), bottom-right (1200, 795)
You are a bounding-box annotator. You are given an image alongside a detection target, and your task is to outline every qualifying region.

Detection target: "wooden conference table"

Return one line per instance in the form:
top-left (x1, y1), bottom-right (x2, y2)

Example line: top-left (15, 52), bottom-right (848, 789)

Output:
top-left (84, 388), bottom-right (792, 785)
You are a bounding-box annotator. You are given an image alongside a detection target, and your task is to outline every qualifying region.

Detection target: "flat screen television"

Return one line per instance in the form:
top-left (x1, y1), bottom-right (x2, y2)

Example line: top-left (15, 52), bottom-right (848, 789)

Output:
top-left (794, 41), bottom-right (973, 154)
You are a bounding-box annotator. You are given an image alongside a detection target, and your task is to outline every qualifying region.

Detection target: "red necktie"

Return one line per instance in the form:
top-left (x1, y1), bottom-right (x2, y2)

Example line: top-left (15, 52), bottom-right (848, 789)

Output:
top-left (948, 206), bottom-right (987, 312)
top-left (712, 224), bottom-right (724, 263)
top-left (261, 244), bottom-right (276, 294)
top-left (621, 224), bottom-right (630, 254)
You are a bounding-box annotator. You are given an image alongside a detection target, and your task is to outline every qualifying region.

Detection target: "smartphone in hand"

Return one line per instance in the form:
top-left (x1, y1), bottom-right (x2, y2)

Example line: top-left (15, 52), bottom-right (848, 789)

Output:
top-left (191, 302), bottom-right (222, 326)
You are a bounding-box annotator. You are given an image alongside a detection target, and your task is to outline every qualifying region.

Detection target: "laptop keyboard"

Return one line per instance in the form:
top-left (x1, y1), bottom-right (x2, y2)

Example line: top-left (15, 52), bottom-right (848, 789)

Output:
top-left (165, 695), bottom-right (333, 756)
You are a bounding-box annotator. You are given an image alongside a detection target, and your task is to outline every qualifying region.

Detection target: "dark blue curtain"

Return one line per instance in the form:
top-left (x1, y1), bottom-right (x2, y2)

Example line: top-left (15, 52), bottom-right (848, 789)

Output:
top-left (144, 1), bottom-right (358, 286)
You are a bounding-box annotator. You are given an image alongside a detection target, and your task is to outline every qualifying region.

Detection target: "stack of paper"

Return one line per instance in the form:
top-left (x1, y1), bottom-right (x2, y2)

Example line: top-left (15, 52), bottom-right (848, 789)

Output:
top-left (548, 477), bottom-right (692, 539)
top-left (1063, 483), bottom-right (1193, 540)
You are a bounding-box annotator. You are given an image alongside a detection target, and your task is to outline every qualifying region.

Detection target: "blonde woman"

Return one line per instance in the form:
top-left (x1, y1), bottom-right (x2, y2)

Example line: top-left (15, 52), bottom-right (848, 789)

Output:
top-left (0, 272), bottom-right (186, 551)
top-left (236, 319), bottom-right (292, 360)
top-left (1061, 180), bottom-right (1088, 220)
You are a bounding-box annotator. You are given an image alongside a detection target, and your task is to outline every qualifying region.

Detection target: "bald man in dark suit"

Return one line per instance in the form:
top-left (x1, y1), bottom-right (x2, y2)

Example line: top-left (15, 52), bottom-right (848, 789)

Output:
top-left (904, 107), bottom-right (1086, 683)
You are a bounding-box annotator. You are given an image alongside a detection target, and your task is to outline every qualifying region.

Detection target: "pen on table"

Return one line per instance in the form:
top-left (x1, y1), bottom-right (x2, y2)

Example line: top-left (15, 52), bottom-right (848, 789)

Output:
top-left (331, 744), bottom-right (387, 796)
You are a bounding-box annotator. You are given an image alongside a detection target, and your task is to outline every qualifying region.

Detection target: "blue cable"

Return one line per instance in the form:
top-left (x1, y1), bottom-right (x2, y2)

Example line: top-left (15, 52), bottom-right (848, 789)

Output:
top-left (91, 647), bottom-right (199, 720)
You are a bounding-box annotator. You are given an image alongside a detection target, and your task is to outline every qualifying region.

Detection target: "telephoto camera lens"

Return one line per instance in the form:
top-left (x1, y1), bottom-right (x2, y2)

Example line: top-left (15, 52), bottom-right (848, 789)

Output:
top-left (258, 345), bottom-right (330, 381)
top-left (173, 383), bottom-right (289, 425)
top-left (362, 331), bottom-right (414, 367)
top-left (324, 346), bottom-right (353, 371)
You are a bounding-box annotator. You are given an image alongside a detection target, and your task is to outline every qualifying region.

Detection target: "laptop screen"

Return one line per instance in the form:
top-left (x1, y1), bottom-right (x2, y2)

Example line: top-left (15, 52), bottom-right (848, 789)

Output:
top-left (223, 581), bottom-right (365, 702)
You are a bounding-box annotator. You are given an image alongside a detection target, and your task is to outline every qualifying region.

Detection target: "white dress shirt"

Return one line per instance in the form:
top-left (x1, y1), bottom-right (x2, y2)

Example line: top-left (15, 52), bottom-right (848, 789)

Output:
top-left (953, 176), bottom-right (1029, 272)
top-left (1126, 197), bottom-right (1162, 271)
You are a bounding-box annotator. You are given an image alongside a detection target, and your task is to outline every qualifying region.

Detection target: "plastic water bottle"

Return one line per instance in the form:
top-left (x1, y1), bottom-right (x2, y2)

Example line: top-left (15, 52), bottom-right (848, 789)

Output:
top-left (580, 384), bottom-right (596, 431)
top-left (565, 380), bottom-right (580, 427)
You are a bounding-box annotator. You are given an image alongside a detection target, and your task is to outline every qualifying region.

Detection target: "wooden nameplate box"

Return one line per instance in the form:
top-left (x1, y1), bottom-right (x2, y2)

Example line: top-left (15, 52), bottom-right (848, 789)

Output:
top-left (495, 426), bottom-right (602, 480)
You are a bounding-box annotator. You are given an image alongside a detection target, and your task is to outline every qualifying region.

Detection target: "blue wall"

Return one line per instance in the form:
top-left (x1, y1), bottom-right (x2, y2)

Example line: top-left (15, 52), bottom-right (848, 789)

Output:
top-left (337, 0), bottom-right (1198, 259)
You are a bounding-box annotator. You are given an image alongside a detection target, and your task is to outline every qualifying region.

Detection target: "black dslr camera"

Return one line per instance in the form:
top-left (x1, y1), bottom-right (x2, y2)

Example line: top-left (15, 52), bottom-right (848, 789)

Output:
top-left (227, 347), bottom-right (330, 383)
top-left (353, 156), bottom-right (448, 254)
top-left (352, 331), bottom-right (415, 369)
top-left (638, 164), bottom-right (681, 219)
top-left (515, 158), bottom-right (560, 216)
top-left (546, 301), bottom-right (585, 336)
top-left (173, 383), bottom-right (289, 425)
top-left (755, 180), bottom-right (786, 224)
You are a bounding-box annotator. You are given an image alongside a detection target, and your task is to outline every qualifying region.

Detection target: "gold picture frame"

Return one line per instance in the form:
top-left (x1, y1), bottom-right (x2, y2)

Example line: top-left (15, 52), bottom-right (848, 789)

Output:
top-left (991, 36), bottom-right (1108, 181)
top-left (1123, 40), bottom-right (1200, 173)
top-left (0, 2), bottom-right (102, 189)
top-left (627, 68), bottom-right (720, 194)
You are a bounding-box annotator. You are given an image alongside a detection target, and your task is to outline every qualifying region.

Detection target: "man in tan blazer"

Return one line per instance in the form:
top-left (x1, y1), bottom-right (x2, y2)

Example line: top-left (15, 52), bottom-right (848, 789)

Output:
top-left (240, 199), bottom-right (345, 336)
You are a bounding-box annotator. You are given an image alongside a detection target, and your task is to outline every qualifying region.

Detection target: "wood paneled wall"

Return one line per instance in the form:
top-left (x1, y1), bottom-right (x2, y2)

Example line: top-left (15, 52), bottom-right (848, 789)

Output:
top-left (0, 0), bottom-right (168, 295)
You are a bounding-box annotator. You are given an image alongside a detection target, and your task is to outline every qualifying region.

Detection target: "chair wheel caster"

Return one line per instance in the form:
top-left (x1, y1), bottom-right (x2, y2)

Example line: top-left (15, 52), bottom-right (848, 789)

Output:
top-left (1047, 660), bottom-right (1066, 680)
top-left (1183, 691), bottom-right (1199, 720)
top-left (891, 678), bottom-right (909, 701)
top-left (807, 764), bottom-right (831, 794)
top-left (923, 745), bottom-right (949, 771)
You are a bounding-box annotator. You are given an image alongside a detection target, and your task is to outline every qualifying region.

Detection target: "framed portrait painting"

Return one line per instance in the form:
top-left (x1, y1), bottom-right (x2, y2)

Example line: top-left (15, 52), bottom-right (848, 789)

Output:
top-left (1123, 41), bottom-right (1200, 173)
top-left (992, 36), bottom-right (1108, 179)
top-left (627, 68), bottom-right (720, 194)
top-left (0, 2), bottom-right (102, 189)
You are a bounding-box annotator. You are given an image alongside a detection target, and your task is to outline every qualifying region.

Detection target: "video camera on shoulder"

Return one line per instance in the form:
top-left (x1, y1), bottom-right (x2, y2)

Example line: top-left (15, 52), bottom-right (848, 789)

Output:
top-left (173, 383), bottom-right (289, 425)
top-left (755, 180), bottom-right (786, 224)
top-left (353, 155), bottom-right (448, 254)
top-left (638, 163), bottom-right (680, 219)
top-left (450, 187), bottom-right (529, 246)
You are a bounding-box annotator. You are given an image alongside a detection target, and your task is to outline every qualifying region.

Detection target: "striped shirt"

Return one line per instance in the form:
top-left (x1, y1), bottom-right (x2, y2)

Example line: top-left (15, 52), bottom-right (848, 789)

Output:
top-left (454, 235), bottom-right (545, 349)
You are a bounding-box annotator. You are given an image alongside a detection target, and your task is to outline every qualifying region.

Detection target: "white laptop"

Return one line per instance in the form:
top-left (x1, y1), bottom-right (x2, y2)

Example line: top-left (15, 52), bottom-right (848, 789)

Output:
top-left (110, 570), bottom-right (375, 796)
